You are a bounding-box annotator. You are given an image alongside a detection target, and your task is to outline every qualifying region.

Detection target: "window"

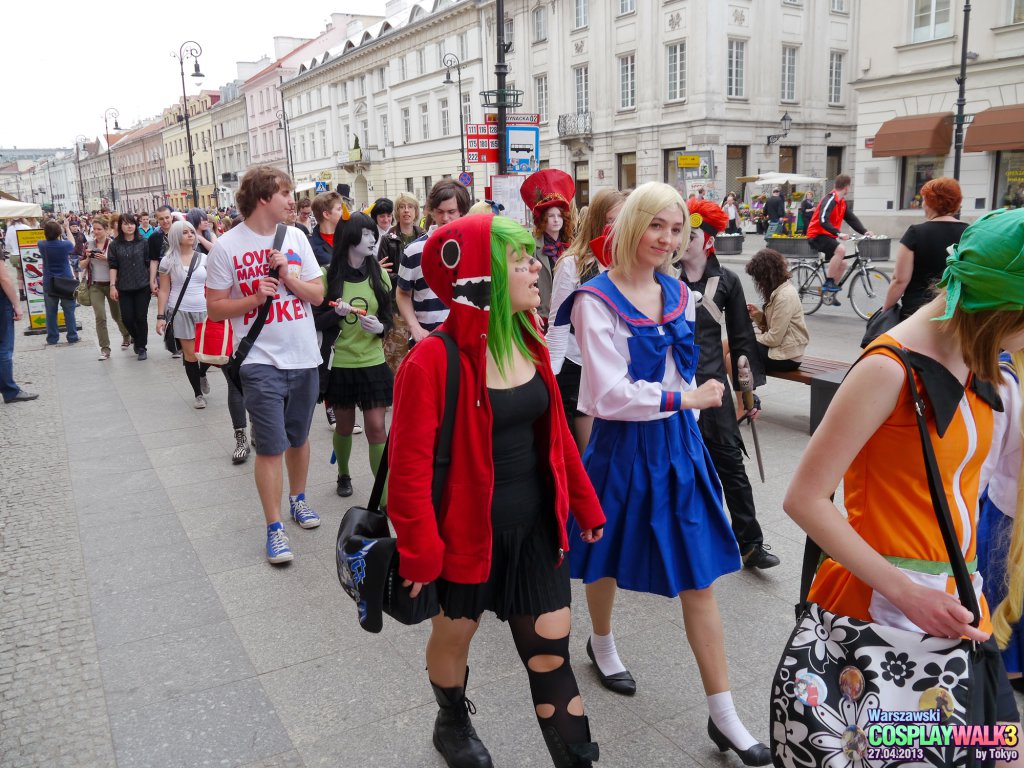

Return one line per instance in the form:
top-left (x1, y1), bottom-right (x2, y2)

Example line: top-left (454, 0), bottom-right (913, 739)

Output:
top-left (361, 120), bottom-right (368, 150)
top-left (504, 17), bottom-right (514, 51)
top-left (399, 57), bottom-right (407, 82)
top-left (617, 152), bottom-right (636, 190)
top-left (727, 39), bottom-right (746, 98)
top-left (533, 7), bottom-right (547, 42)
top-left (358, 76), bottom-right (366, 97)
top-left (462, 92), bottom-right (472, 128)
top-left (259, 91), bottom-right (265, 112)
top-left (831, 0), bottom-right (847, 11)
top-left (340, 82), bottom-right (348, 102)
top-left (619, 0), bottom-right (635, 13)
top-left (405, 177), bottom-right (414, 193)
top-left (440, 98), bottom-right (450, 136)
top-left (779, 146), bottom-right (797, 174)
top-left (912, 0), bottom-right (952, 42)
top-left (1015, 0), bottom-right (1024, 23)
top-left (377, 67), bottom-right (386, 91)
top-left (618, 54), bottom-right (636, 110)
top-left (458, 33), bottom-right (468, 61)
top-left (781, 46), bottom-right (797, 102)
top-left (574, 66), bottom-right (589, 113)
top-left (901, 156), bottom-right (944, 208)
top-left (437, 43), bottom-right (445, 70)
top-left (667, 42), bottom-right (686, 101)
top-left (995, 151), bottom-right (1024, 208)
top-left (574, 0), bottom-right (588, 29)
top-left (423, 176), bottom-right (433, 195)
top-left (828, 51), bottom-right (844, 104)
top-left (417, 48), bottom-right (426, 75)
top-left (420, 103), bottom-right (430, 140)
top-left (380, 114), bottom-right (389, 145)
top-left (534, 76), bottom-right (548, 123)
top-left (401, 107), bottom-right (411, 143)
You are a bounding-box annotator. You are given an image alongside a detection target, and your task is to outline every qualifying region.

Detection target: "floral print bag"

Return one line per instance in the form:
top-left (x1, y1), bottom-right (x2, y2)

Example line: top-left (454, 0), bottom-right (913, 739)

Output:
top-left (770, 346), bottom-right (1000, 768)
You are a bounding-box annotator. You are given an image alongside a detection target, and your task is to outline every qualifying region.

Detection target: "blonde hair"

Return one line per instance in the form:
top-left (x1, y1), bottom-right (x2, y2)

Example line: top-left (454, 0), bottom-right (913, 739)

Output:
top-left (941, 299), bottom-right (1024, 383)
top-left (561, 189), bottom-right (627, 283)
top-left (610, 182), bottom-right (689, 278)
top-left (394, 191), bottom-right (420, 221)
top-left (992, 351), bottom-right (1024, 649)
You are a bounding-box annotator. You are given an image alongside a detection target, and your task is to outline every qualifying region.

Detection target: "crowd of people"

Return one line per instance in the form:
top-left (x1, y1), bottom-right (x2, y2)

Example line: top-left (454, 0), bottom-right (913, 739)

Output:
top-left (3, 164), bottom-right (1024, 768)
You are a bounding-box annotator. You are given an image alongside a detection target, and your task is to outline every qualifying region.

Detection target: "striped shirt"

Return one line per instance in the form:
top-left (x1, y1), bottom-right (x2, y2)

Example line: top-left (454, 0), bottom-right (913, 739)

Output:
top-left (397, 231), bottom-right (448, 332)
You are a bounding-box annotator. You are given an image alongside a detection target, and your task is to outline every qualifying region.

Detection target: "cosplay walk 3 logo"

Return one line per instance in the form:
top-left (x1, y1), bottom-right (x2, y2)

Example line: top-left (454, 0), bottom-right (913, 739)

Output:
top-left (861, 708), bottom-right (1019, 762)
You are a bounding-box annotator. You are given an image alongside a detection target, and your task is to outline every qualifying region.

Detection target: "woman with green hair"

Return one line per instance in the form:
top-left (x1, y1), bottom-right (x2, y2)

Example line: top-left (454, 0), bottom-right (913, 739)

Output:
top-left (388, 213), bottom-right (607, 768)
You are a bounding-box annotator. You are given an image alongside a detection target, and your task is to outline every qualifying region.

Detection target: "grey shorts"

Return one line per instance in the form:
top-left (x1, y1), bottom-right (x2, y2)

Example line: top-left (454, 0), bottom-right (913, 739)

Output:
top-left (240, 364), bottom-right (319, 456)
top-left (170, 310), bottom-right (206, 340)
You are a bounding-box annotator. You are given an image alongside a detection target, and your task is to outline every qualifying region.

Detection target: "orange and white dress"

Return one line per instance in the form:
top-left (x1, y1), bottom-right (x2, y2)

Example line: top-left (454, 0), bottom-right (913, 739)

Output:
top-left (807, 335), bottom-right (1002, 635)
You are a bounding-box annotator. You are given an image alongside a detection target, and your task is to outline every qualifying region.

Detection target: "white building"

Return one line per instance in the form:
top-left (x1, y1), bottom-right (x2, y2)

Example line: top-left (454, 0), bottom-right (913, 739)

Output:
top-left (851, 0), bottom-right (1024, 236)
top-left (210, 77), bottom-right (256, 209)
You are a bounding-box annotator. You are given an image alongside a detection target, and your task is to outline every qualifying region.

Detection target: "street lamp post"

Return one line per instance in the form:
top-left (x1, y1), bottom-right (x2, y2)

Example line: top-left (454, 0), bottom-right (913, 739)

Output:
top-left (103, 107), bottom-right (120, 210)
top-left (952, 0), bottom-right (973, 182)
top-left (172, 40), bottom-right (205, 209)
top-left (74, 135), bottom-right (87, 212)
top-left (276, 109), bottom-right (295, 194)
top-left (442, 53), bottom-right (467, 175)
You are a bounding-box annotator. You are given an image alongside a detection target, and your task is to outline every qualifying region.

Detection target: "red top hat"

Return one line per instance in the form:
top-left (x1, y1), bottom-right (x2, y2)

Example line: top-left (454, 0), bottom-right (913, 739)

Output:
top-left (520, 169), bottom-right (575, 223)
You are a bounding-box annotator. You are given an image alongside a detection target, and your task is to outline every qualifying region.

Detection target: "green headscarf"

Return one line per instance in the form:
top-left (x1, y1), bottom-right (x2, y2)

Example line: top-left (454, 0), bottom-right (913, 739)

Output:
top-left (936, 207), bottom-right (1024, 321)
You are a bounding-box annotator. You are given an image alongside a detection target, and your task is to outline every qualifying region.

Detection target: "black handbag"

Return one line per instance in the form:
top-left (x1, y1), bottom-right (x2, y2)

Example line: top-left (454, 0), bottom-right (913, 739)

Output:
top-left (860, 304), bottom-right (901, 348)
top-left (770, 344), bottom-right (1000, 768)
top-left (48, 275), bottom-right (79, 300)
top-left (162, 253), bottom-right (200, 355)
top-left (336, 330), bottom-right (459, 633)
top-left (222, 224), bottom-right (287, 393)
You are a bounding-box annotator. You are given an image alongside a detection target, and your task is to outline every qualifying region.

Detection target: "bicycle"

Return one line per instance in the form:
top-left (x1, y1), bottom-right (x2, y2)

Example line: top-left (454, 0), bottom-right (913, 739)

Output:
top-left (788, 235), bottom-right (891, 320)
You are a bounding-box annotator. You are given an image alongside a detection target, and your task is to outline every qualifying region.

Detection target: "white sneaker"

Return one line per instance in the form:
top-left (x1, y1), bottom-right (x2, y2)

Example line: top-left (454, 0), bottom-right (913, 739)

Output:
top-left (194, 395), bottom-right (207, 409)
top-left (200, 375), bottom-right (210, 395)
top-left (353, 424), bottom-right (363, 435)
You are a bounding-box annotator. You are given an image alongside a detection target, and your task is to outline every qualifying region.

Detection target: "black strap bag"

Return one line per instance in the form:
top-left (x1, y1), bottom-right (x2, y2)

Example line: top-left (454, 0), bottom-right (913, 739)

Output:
top-left (770, 344), bottom-right (1001, 768)
top-left (162, 253), bottom-right (200, 354)
top-left (336, 331), bottom-right (458, 633)
top-left (222, 224), bottom-right (287, 393)
top-left (48, 275), bottom-right (79, 301)
top-left (860, 303), bottom-right (901, 349)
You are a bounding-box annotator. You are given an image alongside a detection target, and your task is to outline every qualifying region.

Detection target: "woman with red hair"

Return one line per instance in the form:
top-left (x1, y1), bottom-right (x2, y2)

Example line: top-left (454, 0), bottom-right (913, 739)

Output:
top-left (883, 177), bottom-right (967, 319)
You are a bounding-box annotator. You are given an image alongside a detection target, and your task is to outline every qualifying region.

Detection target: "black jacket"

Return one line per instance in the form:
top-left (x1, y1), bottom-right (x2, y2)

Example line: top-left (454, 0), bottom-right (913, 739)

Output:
top-left (764, 195), bottom-right (786, 221)
top-left (308, 227), bottom-right (333, 267)
top-left (681, 255), bottom-right (766, 391)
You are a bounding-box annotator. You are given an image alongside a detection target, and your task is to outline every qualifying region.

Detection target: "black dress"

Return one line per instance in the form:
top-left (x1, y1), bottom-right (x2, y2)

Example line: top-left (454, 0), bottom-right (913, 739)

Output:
top-left (436, 371), bottom-right (571, 621)
top-left (898, 220), bottom-right (968, 319)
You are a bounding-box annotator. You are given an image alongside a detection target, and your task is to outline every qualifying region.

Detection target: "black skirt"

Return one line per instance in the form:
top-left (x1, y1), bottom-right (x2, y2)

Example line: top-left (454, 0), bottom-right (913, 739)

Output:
top-left (437, 511), bottom-right (571, 622)
top-left (325, 363), bottom-right (393, 410)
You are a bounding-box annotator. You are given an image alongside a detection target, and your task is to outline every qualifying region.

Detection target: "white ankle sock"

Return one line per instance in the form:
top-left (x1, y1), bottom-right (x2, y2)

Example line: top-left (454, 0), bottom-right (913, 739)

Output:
top-left (708, 691), bottom-right (757, 751)
top-left (590, 632), bottom-right (627, 676)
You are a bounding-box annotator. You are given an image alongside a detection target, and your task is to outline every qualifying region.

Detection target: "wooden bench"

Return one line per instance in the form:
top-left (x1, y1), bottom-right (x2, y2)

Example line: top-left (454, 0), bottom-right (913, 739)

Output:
top-left (766, 355), bottom-right (851, 434)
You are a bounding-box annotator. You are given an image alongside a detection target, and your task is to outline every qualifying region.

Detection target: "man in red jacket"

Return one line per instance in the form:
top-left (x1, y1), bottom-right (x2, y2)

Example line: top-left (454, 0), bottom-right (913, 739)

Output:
top-left (807, 174), bottom-right (872, 305)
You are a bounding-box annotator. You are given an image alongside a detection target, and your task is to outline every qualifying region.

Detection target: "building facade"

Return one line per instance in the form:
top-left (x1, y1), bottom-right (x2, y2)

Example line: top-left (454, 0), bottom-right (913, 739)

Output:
top-left (112, 121), bottom-right (166, 214)
top-left (161, 91), bottom-right (221, 211)
top-left (209, 79), bottom-right (253, 209)
top-left (852, 0), bottom-right (1024, 235)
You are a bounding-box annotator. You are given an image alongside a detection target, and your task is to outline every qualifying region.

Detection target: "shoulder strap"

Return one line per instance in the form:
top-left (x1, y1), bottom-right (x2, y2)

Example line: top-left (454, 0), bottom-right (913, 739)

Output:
top-left (799, 343), bottom-right (980, 627)
top-left (367, 330), bottom-right (460, 518)
top-left (701, 276), bottom-right (724, 326)
top-left (237, 223), bottom-right (288, 349)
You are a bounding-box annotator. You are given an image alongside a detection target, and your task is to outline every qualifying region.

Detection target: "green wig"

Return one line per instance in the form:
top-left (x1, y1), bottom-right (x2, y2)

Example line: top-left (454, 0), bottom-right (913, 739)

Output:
top-left (488, 216), bottom-right (545, 375)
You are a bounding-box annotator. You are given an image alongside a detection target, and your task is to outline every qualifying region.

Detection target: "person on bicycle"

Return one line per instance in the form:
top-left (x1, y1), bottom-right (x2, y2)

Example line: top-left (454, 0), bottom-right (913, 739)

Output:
top-left (808, 174), bottom-right (873, 305)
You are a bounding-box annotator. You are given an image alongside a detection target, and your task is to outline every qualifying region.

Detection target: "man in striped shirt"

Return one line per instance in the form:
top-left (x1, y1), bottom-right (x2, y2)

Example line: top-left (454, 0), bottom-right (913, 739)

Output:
top-left (396, 179), bottom-right (471, 344)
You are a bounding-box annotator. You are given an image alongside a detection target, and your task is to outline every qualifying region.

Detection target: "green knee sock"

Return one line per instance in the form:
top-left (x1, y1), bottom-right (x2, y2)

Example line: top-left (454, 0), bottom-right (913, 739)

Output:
top-left (368, 442), bottom-right (387, 506)
top-left (333, 433), bottom-right (353, 476)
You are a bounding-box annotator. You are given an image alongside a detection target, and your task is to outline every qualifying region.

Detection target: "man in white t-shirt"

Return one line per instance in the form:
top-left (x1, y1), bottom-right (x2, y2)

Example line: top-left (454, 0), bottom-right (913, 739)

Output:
top-left (206, 166), bottom-right (326, 564)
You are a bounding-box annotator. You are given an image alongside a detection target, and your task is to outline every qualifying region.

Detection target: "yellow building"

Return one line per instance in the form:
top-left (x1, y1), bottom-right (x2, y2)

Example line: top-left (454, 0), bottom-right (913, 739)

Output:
top-left (160, 90), bottom-right (221, 210)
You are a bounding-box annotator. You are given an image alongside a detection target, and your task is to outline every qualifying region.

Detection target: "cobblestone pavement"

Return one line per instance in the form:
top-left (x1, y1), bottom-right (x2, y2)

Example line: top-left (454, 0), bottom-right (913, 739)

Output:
top-left (0, 250), bottom-right (967, 768)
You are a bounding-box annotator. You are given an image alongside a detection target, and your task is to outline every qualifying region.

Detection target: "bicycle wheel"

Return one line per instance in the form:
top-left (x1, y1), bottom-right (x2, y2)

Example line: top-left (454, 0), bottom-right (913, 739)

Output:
top-left (790, 263), bottom-right (823, 315)
top-left (848, 268), bottom-right (891, 320)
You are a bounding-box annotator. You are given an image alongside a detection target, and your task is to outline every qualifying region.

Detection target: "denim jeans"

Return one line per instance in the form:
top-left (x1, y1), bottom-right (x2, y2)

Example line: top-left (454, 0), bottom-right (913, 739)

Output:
top-left (0, 292), bottom-right (20, 401)
top-left (43, 293), bottom-right (79, 344)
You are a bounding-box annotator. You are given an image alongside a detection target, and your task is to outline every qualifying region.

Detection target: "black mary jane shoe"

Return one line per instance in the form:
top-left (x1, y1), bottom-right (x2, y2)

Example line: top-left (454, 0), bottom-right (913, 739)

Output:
top-left (707, 718), bottom-right (771, 767)
top-left (336, 475), bottom-right (353, 497)
top-left (585, 638), bottom-right (636, 696)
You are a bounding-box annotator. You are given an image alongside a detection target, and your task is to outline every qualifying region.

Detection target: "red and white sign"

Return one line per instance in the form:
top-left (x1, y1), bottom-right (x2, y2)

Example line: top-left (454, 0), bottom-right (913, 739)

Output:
top-left (485, 113), bottom-right (540, 126)
top-left (864, 137), bottom-right (875, 149)
top-left (465, 123), bottom-right (499, 163)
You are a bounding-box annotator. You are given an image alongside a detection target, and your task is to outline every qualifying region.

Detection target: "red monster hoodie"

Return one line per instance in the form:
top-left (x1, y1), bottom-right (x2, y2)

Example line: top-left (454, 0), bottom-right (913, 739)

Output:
top-left (388, 214), bottom-right (605, 585)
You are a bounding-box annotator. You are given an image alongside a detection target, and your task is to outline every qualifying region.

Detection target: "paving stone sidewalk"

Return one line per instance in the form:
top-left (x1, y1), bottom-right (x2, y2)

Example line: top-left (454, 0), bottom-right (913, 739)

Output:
top-left (0, 274), bottom-right (877, 768)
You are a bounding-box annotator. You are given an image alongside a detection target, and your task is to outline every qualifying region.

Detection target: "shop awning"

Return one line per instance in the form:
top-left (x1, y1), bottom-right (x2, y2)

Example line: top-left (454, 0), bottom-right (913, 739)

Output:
top-left (871, 112), bottom-right (952, 158)
top-left (294, 181), bottom-right (316, 193)
top-left (965, 105), bottom-right (1024, 152)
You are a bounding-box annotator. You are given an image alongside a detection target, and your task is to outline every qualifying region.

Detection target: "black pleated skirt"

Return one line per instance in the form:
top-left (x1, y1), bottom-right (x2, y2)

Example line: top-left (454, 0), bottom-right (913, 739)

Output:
top-left (325, 363), bottom-right (393, 410)
top-left (437, 510), bottom-right (571, 622)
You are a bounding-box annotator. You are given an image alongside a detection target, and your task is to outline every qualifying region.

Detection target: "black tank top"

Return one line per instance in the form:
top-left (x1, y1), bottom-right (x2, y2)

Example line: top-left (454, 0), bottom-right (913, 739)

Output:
top-left (488, 371), bottom-right (549, 527)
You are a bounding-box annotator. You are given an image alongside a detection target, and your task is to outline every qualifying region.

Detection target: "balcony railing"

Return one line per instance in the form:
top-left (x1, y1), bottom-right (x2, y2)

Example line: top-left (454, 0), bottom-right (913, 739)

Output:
top-left (557, 112), bottom-right (592, 139)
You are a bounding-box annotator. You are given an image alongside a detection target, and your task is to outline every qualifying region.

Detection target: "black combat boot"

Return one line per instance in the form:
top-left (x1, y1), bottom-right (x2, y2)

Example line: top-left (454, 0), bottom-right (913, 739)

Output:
top-left (539, 715), bottom-right (600, 767)
top-left (430, 669), bottom-right (493, 768)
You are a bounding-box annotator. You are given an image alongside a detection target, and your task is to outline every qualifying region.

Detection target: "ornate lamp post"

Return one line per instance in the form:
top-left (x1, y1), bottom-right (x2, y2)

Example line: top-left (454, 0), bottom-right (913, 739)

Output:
top-left (172, 40), bottom-right (205, 208)
top-left (276, 109), bottom-right (295, 195)
top-left (103, 108), bottom-right (120, 209)
top-left (766, 112), bottom-right (793, 145)
top-left (74, 134), bottom-right (87, 212)
top-left (442, 53), bottom-right (466, 175)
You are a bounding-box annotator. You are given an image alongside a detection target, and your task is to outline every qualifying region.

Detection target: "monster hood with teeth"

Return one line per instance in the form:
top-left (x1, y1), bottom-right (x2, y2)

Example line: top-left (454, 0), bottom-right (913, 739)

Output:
top-left (422, 213), bottom-right (497, 335)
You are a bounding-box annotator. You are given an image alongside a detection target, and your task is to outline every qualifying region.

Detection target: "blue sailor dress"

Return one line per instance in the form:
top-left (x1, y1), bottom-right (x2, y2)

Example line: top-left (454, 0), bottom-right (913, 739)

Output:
top-left (556, 271), bottom-right (741, 597)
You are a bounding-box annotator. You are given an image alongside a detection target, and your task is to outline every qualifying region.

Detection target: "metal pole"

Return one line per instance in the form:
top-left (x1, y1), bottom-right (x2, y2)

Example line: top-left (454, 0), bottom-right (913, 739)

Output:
top-left (74, 135), bottom-right (86, 212)
top-left (443, 54), bottom-right (467, 174)
top-left (277, 109), bottom-right (295, 195)
top-left (103, 108), bottom-right (119, 210)
top-left (495, 0), bottom-right (509, 174)
top-left (175, 41), bottom-right (203, 209)
top-left (952, 0), bottom-right (972, 182)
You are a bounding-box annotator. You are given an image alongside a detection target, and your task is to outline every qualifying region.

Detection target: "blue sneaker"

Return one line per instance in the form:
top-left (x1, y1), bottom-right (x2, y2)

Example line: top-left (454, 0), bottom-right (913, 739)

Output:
top-left (289, 493), bottom-right (321, 529)
top-left (266, 522), bottom-right (294, 564)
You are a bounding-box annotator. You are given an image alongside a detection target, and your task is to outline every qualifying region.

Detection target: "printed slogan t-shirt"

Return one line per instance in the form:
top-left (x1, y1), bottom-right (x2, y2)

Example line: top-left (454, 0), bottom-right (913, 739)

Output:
top-left (206, 222), bottom-right (322, 370)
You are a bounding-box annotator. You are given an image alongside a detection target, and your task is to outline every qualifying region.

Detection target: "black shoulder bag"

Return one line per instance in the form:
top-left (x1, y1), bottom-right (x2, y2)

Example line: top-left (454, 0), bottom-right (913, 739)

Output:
top-left (162, 253), bottom-right (200, 354)
top-left (335, 331), bottom-right (459, 633)
top-left (770, 344), bottom-right (1000, 768)
top-left (222, 224), bottom-right (287, 393)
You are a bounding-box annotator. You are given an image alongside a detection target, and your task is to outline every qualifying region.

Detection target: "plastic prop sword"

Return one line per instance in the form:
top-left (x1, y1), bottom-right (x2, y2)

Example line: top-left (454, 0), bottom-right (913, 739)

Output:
top-left (736, 355), bottom-right (765, 483)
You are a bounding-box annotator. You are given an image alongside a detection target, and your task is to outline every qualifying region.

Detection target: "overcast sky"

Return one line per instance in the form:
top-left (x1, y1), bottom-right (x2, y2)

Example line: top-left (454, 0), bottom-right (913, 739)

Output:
top-left (1, 1), bottom-right (388, 150)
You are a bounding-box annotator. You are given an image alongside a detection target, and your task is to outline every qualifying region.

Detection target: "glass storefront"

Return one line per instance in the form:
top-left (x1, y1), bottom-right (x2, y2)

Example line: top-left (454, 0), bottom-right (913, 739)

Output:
top-left (900, 155), bottom-right (944, 209)
top-left (995, 151), bottom-right (1024, 209)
